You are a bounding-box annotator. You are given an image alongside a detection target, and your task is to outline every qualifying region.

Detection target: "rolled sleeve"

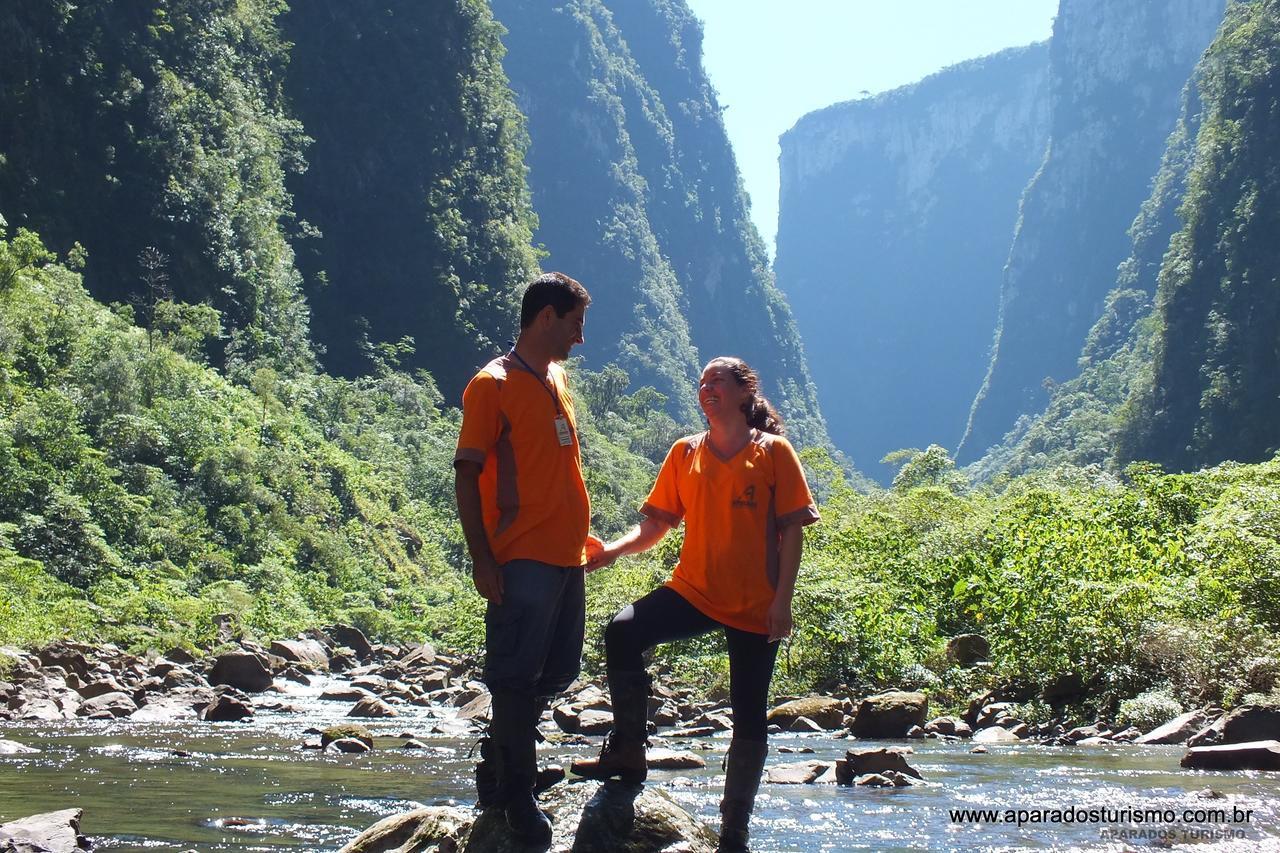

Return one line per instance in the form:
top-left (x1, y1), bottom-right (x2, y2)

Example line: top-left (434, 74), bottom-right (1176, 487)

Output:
top-left (455, 372), bottom-right (500, 469)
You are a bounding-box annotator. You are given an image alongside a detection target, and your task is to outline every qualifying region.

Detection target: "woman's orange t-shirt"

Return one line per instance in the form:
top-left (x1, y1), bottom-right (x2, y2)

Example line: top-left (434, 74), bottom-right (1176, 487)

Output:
top-left (641, 430), bottom-right (819, 634)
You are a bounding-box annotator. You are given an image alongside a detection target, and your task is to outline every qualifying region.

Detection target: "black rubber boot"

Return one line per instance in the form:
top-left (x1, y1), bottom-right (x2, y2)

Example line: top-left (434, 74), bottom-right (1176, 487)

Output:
top-left (717, 738), bottom-right (768, 853)
top-left (476, 697), bottom-right (563, 809)
top-left (570, 670), bottom-right (651, 784)
top-left (491, 690), bottom-right (553, 845)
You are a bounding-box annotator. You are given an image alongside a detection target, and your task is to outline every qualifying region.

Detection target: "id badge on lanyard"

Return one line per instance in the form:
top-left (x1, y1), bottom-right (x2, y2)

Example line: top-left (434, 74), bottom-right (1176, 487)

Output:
top-left (554, 415), bottom-right (573, 447)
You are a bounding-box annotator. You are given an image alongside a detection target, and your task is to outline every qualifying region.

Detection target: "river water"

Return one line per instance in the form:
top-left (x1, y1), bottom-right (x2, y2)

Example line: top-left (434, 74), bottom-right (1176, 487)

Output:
top-left (3, 676), bottom-right (1279, 852)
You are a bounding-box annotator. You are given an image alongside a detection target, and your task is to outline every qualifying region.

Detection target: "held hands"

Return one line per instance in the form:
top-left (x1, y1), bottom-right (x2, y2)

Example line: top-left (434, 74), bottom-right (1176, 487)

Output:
top-left (586, 541), bottom-right (624, 573)
top-left (766, 596), bottom-right (793, 643)
top-left (471, 554), bottom-right (503, 604)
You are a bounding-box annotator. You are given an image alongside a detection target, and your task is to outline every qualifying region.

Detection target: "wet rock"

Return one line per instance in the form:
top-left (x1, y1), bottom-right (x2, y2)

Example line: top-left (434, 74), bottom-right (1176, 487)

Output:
top-left (399, 644), bottom-right (437, 670)
top-left (693, 710), bottom-right (734, 732)
top-left (925, 716), bottom-right (973, 738)
top-left (765, 760), bottom-right (832, 784)
top-left (577, 709), bottom-right (615, 735)
top-left (327, 625), bottom-right (374, 660)
top-left (666, 725), bottom-right (717, 738)
top-left (328, 738), bottom-right (371, 754)
top-left (401, 739), bottom-right (428, 750)
top-left (1181, 739), bottom-right (1280, 771)
top-left (349, 697), bottom-right (398, 718)
top-left (76, 691), bottom-right (138, 719)
top-left (971, 746), bottom-right (988, 754)
top-left (270, 639), bottom-right (330, 670)
top-left (74, 677), bottom-right (127, 700)
top-left (856, 770), bottom-right (916, 787)
top-left (945, 634), bottom-right (990, 666)
top-left (776, 745), bottom-right (815, 754)
top-left (162, 647), bottom-right (197, 665)
top-left (851, 691), bottom-right (927, 738)
top-left (323, 725), bottom-right (375, 750)
top-left (36, 644), bottom-right (92, 680)
top-left (0, 740), bottom-right (38, 755)
top-left (767, 696), bottom-right (845, 730)
top-left (321, 685), bottom-right (375, 703)
top-left (1063, 724), bottom-right (1106, 744)
top-left (1188, 705), bottom-right (1280, 747)
top-left (19, 698), bottom-right (72, 722)
top-left (199, 694), bottom-right (253, 722)
top-left (1135, 709), bottom-right (1210, 745)
top-left (0, 808), bottom-right (91, 852)
top-left (209, 651), bottom-right (273, 693)
top-left (456, 693), bottom-right (491, 723)
top-left (131, 687), bottom-right (214, 722)
top-left (1112, 726), bottom-right (1142, 743)
top-left (645, 748), bottom-right (706, 770)
top-left (972, 725), bottom-right (1019, 743)
top-left (338, 806), bottom-right (471, 853)
top-left (836, 747), bottom-right (923, 785)
top-left (905, 725), bottom-right (925, 739)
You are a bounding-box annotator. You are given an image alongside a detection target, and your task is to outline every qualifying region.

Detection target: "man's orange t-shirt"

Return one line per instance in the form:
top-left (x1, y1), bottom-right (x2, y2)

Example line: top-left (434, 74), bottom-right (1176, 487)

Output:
top-left (454, 354), bottom-right (591, 568)
top-left (641, 430), bottom-right (819, 634)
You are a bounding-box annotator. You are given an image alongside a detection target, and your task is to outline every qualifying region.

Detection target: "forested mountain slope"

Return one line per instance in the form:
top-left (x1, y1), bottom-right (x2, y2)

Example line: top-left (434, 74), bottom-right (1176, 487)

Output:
top-left (0, 0), bottom-right (312, 377)
top-left (976, 0), bottom-right (1280, 478)
top-left (957, 0), bottom-right (1227, 463)
top-left (775, 46), bottom-right (1050, 479)
top-left (490, 0), bottom-right (828, 442)
top-left (281, 0), bottom-right (541, 394)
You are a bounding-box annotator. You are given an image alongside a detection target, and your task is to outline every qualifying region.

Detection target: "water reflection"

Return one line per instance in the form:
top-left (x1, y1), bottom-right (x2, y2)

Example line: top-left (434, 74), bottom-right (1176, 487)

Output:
top-left (1, 678), bottom-right (1278, 851)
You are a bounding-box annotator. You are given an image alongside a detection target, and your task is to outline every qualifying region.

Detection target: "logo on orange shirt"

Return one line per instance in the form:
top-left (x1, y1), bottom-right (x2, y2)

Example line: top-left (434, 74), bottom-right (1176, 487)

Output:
top-left (731, 485), bottom-right (757, 509)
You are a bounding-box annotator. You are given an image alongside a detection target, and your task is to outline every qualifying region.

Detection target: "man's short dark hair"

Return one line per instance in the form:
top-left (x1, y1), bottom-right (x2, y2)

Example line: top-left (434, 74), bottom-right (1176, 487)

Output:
top-left (520, 272), bottom-right (591, 328)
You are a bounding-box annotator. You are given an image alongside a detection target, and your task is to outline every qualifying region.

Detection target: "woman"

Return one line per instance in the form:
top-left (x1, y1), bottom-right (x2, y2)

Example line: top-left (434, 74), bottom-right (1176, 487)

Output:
top-left (574, 356), bottom-right (819, 853)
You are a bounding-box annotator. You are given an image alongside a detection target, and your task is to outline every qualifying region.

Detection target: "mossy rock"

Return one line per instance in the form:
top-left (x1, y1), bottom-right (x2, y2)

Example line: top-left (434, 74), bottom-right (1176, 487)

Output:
top-left (322, 725), bottom-right (374, 750)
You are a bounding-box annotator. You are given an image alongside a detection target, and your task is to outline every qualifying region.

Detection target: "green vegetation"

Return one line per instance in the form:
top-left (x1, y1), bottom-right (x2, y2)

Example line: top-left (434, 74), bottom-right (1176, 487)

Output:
top-left (5, 224), bottom-right (1278, 720)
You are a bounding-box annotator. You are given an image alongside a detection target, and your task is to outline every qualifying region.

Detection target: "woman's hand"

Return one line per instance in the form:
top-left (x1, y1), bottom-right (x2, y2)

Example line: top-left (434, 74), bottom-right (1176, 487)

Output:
top-left (766, 595), bottom-right (793, 643)
top-left (586, 542), bottom-right (623, 573)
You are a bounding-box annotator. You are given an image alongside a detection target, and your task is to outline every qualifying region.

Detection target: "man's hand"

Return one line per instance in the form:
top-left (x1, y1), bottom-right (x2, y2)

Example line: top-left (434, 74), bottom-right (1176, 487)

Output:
top-left (586, 543), bottom-right (623, 573)
top-left (766, 595), bottom-right (793, 643)
top-left (472, 554), bottom-right (503, 604)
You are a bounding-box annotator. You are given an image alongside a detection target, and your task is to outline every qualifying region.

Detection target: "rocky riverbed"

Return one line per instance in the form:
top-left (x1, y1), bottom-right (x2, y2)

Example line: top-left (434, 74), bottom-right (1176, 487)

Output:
top-left (3, 633), bottom-right (1280, 850)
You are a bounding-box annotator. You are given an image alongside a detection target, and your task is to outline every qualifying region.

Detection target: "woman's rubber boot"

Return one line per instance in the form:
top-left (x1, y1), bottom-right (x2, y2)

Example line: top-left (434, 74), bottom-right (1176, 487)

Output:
top-left (491, 690), bottom-right (553, 845)
top-left (717, 738), bottom-right (768, 853)
top-left (570, 670), bottom-right (650, 784)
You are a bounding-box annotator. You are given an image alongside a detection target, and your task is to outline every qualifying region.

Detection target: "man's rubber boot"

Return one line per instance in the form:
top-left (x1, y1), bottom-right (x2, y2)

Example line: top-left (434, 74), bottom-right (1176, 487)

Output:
top-left (476, 697), bottom-right (564, 809)
top-left (491, 690), bottom-right (553, 844)
top-left (717, 738), bottom-right (768, 853)
top-left (570, 670), bottom-right (651, 784)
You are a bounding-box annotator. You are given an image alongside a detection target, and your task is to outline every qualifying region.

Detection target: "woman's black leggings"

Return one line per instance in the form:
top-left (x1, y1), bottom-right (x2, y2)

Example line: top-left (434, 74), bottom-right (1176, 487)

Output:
top-left (604, 585), bottom-right (779, 741)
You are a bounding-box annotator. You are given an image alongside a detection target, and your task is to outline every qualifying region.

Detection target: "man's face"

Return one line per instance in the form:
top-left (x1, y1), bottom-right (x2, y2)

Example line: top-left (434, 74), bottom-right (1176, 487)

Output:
top-left (548, 302), bottom-right (587, 361)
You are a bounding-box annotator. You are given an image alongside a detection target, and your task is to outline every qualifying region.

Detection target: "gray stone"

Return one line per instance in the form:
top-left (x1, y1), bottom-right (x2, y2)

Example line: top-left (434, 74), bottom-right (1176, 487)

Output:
top-left (456, 692), bottom-right (491, 722)
top-left (328, 738), bottom-right (371, 754)
top-left (75, 691), bottom-right (137, 719)
top-left (209, 651), bottom-right (273, 693)
top-left (836, 747), bottom-right (923, 785)
top-left (327, 625), bottom-right (374, 660)
top-left (349, 697), bottom-right (398, 718)
top-left (1188, 706), bottom-right (1280, 747)
top-left (972, 725), bottom-right (1020, 743)
top-left (338, 807), bottom-right (470, 853)
top-left (199, 694), bottom-right (253, 722)
top-left (321, 686), bottom-right (375, 703)
top-left (765, 760), bottom-right (832, 784)
top-left (0, 740), bottom-right (38, 755)
top-left (645, 748), bottom-right (706, 770)
top-left (269, 639), bottom-right (330, 670)
top-left (0, 809), bottom-right (90, 853)
top-left (322, 725), bottom-right (374, 750)
top-left (1181, 739), bottom-right (1280, 771)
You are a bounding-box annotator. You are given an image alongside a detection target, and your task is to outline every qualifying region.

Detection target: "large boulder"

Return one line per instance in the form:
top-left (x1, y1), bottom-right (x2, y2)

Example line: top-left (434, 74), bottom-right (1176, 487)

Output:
top-left (972, 725), bottom-right (1020, 743)
top-left (767, 696), bottom-right (845, 730)
top-left (339, 781), bottom-right (717, 852)
top-left (0, 740), bottom-right (39, 755)
top-left (835, 747), bottom-right (923, 785)
top-left (851, 691), bottom-right (928, 738)
top-left (945, 634), bottom-right (990, 666)
top-left (1135, 710), bottom-right (1211, 745)
top-left (209, 651), bottom-right (273, 693)
top-left (35, 644), bottom-right (92, 680)
top-left (75, 691), bottom-right (138, 719)
top-left (1188, 706), bottom-right (1280, 747)
top-left (327, 625), bottom-right (374, 660)
top-left (1181, 740), bottom-right (1280, 771)
top-left (349, 697), bottom-right (398, 718)
top-left (0, 809), bottom-right (91, 853)
top-left (269, 639), bottom-right (330, 670)
top-left (323, 725), bottom-right (375, 750)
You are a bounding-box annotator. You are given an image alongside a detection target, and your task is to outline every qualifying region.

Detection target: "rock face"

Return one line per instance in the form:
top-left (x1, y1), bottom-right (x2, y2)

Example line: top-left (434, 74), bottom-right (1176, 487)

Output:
top-left (851, 691), bottom-right (928, 738)
top-left (0, 809), bottom-right (91, 853)
top-left (776, 44), bottom-right (1049, 477)
top-left (488, 0), bottom-right (828, 441)
top-left (958, 0), bottom-right (1228, 462)
top-left (338, 781), bottom-right (716, 853)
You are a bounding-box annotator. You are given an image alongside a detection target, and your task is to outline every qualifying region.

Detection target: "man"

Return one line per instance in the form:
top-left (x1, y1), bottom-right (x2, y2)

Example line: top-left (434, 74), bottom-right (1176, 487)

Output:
top-left (454, 271), bottom-right (596, 844)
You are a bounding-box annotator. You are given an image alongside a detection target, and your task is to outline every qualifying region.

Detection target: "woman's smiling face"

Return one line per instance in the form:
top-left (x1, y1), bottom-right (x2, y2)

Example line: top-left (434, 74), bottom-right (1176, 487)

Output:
top-left (699, 363), bottom-right (750, 423)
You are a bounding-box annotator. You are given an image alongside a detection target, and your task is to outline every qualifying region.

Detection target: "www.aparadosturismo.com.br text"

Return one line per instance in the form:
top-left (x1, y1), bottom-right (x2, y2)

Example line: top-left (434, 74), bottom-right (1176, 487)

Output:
top-left (949, 805), bottom-right (1255, 829)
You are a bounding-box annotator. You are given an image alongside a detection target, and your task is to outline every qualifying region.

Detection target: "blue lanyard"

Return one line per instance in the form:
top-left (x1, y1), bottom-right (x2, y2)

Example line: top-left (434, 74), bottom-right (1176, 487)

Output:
top-left (508, 349), bottom-right (564, 417)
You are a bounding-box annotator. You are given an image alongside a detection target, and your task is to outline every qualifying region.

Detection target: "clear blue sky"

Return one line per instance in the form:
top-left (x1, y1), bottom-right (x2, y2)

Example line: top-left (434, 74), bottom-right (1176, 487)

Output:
top-left (682, 0), bottom-right (1059, 258)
